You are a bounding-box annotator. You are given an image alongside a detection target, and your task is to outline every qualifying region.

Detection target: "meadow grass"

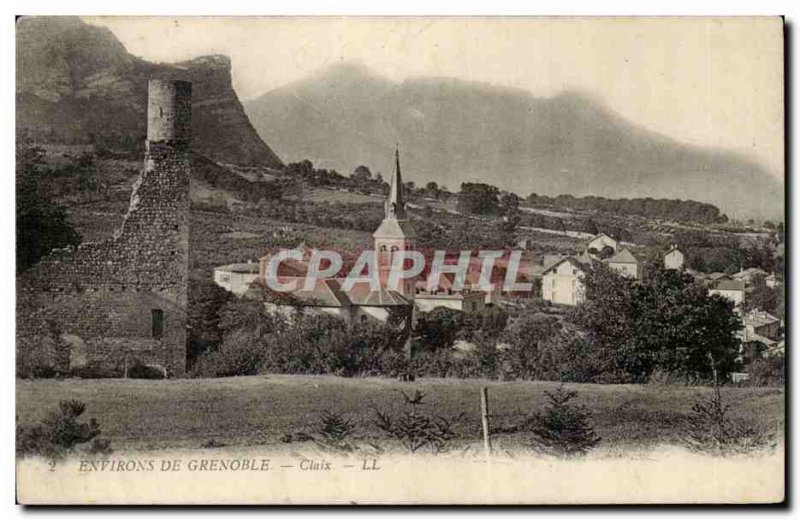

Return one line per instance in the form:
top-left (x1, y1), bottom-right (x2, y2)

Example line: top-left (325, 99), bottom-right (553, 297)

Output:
top-left (16, 375), bottom-right (783, 452)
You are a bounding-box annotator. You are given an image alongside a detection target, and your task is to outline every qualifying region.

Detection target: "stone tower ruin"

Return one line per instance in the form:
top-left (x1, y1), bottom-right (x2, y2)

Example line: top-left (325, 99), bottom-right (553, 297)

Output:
top-left (17, 79), bottom-right (192, 377)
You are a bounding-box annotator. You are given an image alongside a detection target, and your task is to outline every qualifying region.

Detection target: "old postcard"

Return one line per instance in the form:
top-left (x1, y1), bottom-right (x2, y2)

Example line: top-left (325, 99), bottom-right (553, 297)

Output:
top-left (15, 16), bottom-right (785, 505)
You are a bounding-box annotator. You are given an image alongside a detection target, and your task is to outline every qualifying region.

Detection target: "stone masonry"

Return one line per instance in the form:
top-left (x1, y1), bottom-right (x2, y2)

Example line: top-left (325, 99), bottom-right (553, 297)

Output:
top-left (17, 79), bottom-right (192, 376)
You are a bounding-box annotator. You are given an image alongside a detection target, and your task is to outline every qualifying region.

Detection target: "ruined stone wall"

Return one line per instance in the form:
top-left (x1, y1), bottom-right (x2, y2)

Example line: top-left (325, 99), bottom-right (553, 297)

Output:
top-left (17, 79), bottom-right (191, 376)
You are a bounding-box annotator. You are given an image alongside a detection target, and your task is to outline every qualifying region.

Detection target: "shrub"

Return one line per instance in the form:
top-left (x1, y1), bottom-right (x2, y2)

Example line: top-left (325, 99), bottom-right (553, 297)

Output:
top-left (16, 333), bottom-right (70, 379)
top-left (373, 390), bottom-right (460, 454)
top-left (314, 410), bottom-right (357, 452)
top-left (525, 386), bottom-right (600, 458)
top-left (69, 363), bottom-right (124, 379)
top-left (683, 386), bottom-right (775, 455)
top-left (744, 356), bottom-right (784, 386)
top-left (190, 328), bottom-right (266, 378)
top-left (127, 360), bottom-right (166, 379)
top-left (17, 400), bottom-right (111, 460)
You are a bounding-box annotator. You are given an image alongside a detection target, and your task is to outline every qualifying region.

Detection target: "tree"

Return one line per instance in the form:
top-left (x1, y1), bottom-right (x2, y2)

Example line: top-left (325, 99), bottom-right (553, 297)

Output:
top-left (456, 182), bottom-right (500, 215)
top-left (187, 277), bottom-right (232, 367)
top-left (497, 213), bottom-right (520, 247)
top-left (413, 307), bottom-right (463, 351)
top-left (572, 262), bottom-right (742, 383)
top-left (16, 139), bottom-right (81, 273)
top-left (526, 386), bottom-right (601, 458)
top-left (501, 314), bottom-right (561, 379)
top-left (499, 191), bottom-right (520, 215)
top-left (743, 275), bottom-right (781, 317)
top-left (425, 181), bottom-right (440, 199)
top-left (352, 165), bottom-right (372, 181)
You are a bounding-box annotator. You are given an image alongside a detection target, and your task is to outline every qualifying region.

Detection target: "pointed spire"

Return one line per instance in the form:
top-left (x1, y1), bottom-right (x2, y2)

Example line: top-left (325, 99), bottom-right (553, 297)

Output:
top-left (386, 145), bottom-right (406, 219)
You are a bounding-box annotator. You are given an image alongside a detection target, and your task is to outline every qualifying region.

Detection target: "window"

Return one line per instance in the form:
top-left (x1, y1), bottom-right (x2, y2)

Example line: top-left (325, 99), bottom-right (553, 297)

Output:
top-left (391, 246), bottom-right (399, 252)
top-left (380, 245), bottom-right (387, 252)
top-left (360, 315), bottom-right (368, 324)
top-left (151, 309), bottom-right (164, 340)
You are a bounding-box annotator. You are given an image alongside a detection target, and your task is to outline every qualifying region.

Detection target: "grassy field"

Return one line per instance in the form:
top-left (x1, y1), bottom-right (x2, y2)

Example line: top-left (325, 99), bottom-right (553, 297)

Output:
top-left (302, 187), bottom-right (383, 204)
top-left (16, 375), bottom-right (784, 453)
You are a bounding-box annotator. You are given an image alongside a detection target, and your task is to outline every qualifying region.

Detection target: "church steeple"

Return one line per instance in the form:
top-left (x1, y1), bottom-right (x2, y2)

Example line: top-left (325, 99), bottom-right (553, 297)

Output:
top-left (386, 147), bottom-right (406, 220)
top-left (373, 146), bottom-right (415, 298)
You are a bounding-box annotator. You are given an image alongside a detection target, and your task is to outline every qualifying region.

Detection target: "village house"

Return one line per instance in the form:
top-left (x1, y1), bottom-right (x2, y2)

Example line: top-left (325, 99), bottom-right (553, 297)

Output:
top-left (606, 248), bottom-right (642, 279)
top-left (731, 267), bottom-right (769, 287)
top-left (664, 245), bottom-right (685, 270)
top-left (541, 257), bottom-right (588, 306)
top-left (258, 278), bottom-right (413, 325)
top-left (738, 308), bottom-right (783, 363)
top-left (415, 283), bottom-right (487, 313)
top-left (213, 262), bottom-right (260, 296)
top-left (217, 149), bottom-right (492, 324)
top-left (765, 273), bottom-right (782, 288)
top-left (585, 233), bottom-right (618, 259)
top-left (708, 278), bottom-right (746, 308)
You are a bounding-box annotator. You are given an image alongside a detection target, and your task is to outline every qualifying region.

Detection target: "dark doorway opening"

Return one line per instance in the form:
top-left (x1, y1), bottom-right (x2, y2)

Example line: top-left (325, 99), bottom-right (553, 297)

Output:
top-left (152, 309), bottom-right (164, 340)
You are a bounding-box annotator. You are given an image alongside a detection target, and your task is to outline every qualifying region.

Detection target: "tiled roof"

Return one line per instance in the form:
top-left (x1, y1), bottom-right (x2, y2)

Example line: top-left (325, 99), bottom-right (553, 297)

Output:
top-left (543, 254), bottom-right (566, 270)
top-left (543, 256), bottom-right (589, 275)
top-left (215, 263), bottom-right (260, 274)
top-left (707, 273), bottom-right (732, 281)
top-left (291, 279), bottom-right (351, 307)
top-left (732, 267), bottom-right (768, 279)
top-left (712, 279), bottom-right (745, 291)
top-left (585, 233), bottom-right (616, 246)
top-left (607, 248), bottom-right (638, 264)
top-left (372, 218), bottom-right (416, 239)
top-left (743, 309), bottom-right (781, 328)
top-left (346, 283), bottom-right (412, 306)
top-left (739, 328), bottom-right (777, 346)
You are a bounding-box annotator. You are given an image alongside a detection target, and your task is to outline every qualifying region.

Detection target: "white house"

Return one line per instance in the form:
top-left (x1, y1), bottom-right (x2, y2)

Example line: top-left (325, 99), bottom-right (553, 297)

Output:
top-left (415, 285), bottom-right (487, 313)
top-left (731, 267), bottom-right (769, 287)
top-left (607, 248), bottom-right (641, 279)
top-left (541, 257), bottom-right (588, 306)
top-left (765, 274), bottom-right (782, 288)
top-left (585, 233), bottom-right (618, 259)
top-left (213, 262), bottom-right (260, 296)
top-left (664, 245), bottom-right (685, 270)
top-left (709, 278), bottom-right (746, 308)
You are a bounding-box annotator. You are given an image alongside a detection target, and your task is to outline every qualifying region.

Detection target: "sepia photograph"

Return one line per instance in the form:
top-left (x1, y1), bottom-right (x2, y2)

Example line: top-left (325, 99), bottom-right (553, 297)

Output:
top-left (12, 14), bottom-right (786, 505)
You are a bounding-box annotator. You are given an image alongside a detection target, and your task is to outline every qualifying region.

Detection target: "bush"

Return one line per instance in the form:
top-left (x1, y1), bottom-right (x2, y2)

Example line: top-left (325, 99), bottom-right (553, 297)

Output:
top-left (744, 356), bottom-right (784, 386)
top-left (16, 334), bottom-right (70, 379)
top-left (17, 400), bottom-right (111, 460)
top-left (190, 329), bottom-right (266, 378)
top-left (524, 386), bottom-right (600, 458)
top-left (314, 410), bottom-right (357, 452)
top-left (373, 390), bottom-right (460, 454)
top-left (70, 363), bottom-right (124, 379)
top-left (127, 360), bottom-right (166, 379)
top-left (191, 312), bottom-right (410, 378)
top-left (683, 386), bottom-right (776, 455)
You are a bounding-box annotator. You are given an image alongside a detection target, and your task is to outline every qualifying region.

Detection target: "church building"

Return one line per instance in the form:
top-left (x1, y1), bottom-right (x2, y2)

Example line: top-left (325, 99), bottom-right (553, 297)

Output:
top-left (219, 148), bottom-right (487, 323)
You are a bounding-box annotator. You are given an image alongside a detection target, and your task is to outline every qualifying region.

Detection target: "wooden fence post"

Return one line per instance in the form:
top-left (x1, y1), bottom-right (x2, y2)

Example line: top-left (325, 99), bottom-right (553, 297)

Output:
top-left (480, 386), bottom-right (492, 459)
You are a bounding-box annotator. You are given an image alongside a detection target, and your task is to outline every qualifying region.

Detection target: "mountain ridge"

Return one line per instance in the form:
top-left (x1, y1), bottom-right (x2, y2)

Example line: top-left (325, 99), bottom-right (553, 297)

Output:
top-left (245, 63), bottom-right (782, 219)
top-left (16, 16), bottom-right (283, 168)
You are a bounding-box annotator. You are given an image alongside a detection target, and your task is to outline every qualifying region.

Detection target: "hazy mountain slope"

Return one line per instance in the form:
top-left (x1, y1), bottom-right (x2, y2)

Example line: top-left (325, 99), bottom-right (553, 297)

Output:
top-left (16, 16), bottom-right (283, 168)
top-left (245, 63), bottom-right (782, 219)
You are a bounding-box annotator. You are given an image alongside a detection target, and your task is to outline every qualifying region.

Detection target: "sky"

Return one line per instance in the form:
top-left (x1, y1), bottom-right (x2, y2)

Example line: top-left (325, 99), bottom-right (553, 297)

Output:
top-left (84, 16), bottom-right (784, 180)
